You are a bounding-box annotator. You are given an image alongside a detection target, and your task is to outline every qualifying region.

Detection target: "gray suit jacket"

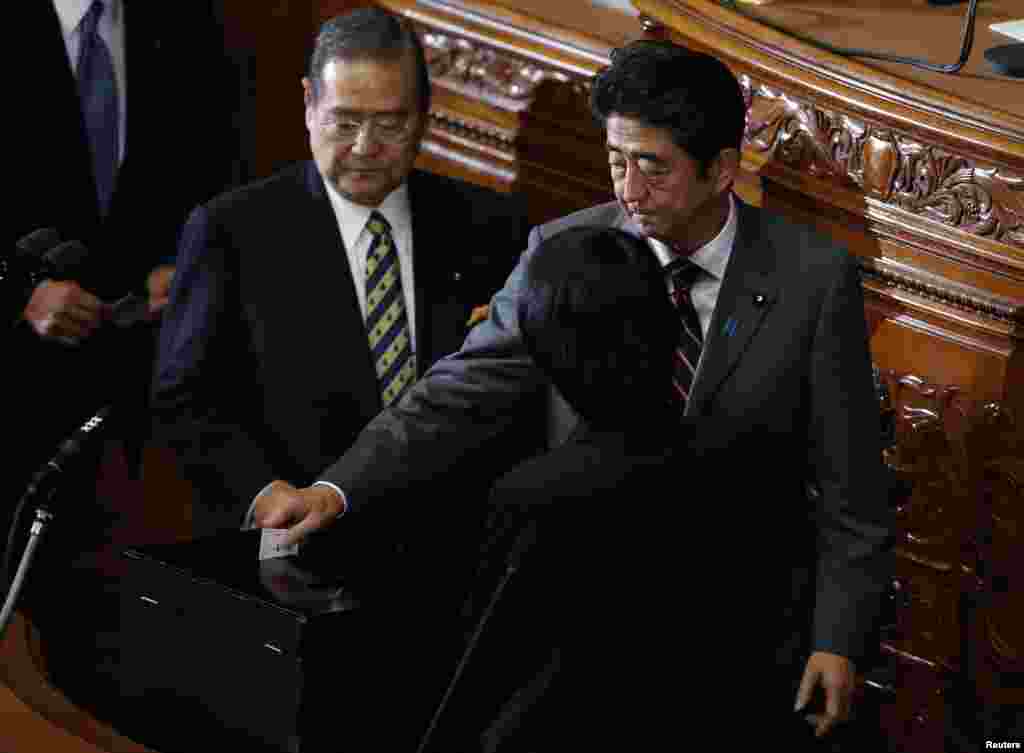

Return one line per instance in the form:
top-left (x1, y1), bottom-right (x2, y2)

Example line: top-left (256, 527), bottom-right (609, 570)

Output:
top-left (321, 197), bottom-right (894, 665)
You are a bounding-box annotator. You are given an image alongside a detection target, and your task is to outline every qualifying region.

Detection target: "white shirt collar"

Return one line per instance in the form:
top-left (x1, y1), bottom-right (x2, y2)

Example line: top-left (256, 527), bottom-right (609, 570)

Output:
top-left (54, 0), bottom-right (121, 35)
top-left (324, 180), bottom-right (411, 252)
top-left (649, 194), bottom-right (737, 280)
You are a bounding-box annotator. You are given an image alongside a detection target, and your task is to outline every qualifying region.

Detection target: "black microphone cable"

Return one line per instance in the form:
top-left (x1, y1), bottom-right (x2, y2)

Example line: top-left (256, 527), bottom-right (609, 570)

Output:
top-left (724, 0), bottom-right (980, 75)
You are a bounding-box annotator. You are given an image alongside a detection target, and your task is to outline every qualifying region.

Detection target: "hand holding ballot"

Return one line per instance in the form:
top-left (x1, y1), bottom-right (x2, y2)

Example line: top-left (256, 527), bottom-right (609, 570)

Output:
top-left (252, 481), bottom-right (345, 546)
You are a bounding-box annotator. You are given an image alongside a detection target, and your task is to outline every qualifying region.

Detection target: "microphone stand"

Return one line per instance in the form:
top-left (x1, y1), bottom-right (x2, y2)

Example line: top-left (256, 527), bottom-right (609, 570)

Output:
top-left (0, 506), bottom-right (54, 639)
top-left (415, 518), bottom-right (537, 753)
top-left (0, 406), bottom-right (112, 640)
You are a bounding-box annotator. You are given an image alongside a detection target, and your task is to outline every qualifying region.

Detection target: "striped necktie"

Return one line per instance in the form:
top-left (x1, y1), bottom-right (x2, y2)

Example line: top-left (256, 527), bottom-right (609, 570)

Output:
top-left (666, 257), bottom-right (704, 411)
top-left (365, 212), bottom-right (415, 407)
top-left (77, 0), bottom-right (119, 217)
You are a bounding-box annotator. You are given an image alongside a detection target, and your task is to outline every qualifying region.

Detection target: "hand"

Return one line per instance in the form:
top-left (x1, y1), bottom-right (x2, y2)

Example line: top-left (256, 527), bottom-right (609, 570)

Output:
top-left (23, 280), bottom-right (106, 344)
top-left (466, 303), bottom-right (490, 328)
top-left (146, 264), bottom-right (175, 315)
top-left (252, 480), bottom-right (344, 546)
top-left (794, 651), bottom-right (856, 738)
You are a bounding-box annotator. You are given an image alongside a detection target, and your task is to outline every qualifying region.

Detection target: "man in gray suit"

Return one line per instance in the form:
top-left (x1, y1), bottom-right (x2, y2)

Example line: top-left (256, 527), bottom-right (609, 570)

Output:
top-left (253, 41), bottom-right (893, 743)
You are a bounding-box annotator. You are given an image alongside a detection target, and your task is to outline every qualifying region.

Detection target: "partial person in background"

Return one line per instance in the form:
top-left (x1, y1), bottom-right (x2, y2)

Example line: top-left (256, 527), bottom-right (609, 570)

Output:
top-left (8, 0), bottom-right (243, 517)
top-left (5, 0), bottom-right (245, 719)
top-left (253, 39), bottom-right (894, 745)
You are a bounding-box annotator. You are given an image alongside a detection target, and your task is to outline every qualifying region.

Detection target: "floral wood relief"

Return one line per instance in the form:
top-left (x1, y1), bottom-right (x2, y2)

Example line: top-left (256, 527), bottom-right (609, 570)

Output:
top-left (416, 25), bottom-right (575, 101)
top-left (974, 404), bottom-right (1023, 672)
top-left (877, 371), bottom-right (1022, 672)
top-left (740, 76), bottom-right (1024, 250)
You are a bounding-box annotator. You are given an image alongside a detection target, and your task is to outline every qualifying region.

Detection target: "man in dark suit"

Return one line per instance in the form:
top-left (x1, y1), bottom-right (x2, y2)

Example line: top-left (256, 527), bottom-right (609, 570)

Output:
top-left (151, 8), bottom-right (528, 536)
top-left (455, 225), bottom-right (815, 751)
top-left (7, 0), bottom-right (240, 521)
top-left (4, 0), bottom-right (242, 722)
top-left (253, 40), bottom-right (893, 743)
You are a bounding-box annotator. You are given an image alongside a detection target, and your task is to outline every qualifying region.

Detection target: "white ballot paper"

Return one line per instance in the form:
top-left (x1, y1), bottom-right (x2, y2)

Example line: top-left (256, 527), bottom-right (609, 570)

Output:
top-left (259, 528), bottom-right (300, 561)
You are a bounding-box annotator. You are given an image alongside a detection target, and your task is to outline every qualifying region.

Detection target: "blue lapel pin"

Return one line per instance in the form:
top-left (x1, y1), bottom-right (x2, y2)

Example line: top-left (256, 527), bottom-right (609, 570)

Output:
top-left (722, 317), bottom-right (738, 337)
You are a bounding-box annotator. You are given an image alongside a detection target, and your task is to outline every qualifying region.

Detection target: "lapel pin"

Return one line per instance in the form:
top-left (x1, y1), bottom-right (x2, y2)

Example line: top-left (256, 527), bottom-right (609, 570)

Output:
top-left (722, 317), bottom-right (738, 337)
top-left (753, 293), bottom-right (766, 306)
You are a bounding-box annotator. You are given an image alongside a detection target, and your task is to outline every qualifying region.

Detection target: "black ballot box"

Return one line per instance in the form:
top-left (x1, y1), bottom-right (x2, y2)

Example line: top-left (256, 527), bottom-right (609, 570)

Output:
top-left (117, 529), bottom-right (458, 753)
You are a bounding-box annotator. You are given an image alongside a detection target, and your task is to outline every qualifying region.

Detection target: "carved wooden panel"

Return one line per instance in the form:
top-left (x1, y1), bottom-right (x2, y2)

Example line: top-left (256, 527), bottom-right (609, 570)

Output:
top-left (742, 76), bottom-right (1024, 252)
top-left (875, 367), bottom-right (1024, 747)
top-left (870, 654), bottom-right (951, 753)
top-left (967, 405), bottom-right (1024, 722)
top-left (374, 0), bottom-right (623, 224)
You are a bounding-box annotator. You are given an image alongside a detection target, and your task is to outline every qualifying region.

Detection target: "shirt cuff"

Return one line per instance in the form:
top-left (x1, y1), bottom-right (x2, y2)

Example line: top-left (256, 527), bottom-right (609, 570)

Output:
top-left (312, 481), bottom-right (349, 518)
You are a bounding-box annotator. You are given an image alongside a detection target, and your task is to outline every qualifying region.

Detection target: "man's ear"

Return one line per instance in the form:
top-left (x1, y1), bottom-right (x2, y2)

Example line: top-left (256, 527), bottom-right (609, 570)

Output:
top-left (711, 148), bottom-right (741, 195)
top-left (302, 77), bottom-right (316, 130)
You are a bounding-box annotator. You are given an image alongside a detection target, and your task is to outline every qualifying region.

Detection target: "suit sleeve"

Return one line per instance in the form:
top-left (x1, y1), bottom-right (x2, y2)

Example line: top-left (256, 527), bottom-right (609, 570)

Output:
top-left (151, 205), bottom-right (278, 515)
top-left (318, 226), bottom-right (550, 513)
top-left (808, 254), bottom-right (895, 664)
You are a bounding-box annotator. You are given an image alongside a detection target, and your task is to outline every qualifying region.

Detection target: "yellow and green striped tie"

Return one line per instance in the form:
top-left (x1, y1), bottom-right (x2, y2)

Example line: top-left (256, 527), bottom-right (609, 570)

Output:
top-left (365, 212), bottom-right (415, 407)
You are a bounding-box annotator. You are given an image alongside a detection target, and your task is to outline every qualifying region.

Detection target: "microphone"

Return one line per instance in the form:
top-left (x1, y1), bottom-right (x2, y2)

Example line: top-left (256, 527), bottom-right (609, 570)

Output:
top-left (17, 228), bottom-right (62, 258)
top-left (29, 240), bottom-right (152, 328)
top-left (3, 229), bottom-right (61, 322)
top-left (3, 233), bottom-right (95, 325)
top-left (42, 240), bottom-right (90, 281)
top-left (20, 406), bottom-right (114, 509)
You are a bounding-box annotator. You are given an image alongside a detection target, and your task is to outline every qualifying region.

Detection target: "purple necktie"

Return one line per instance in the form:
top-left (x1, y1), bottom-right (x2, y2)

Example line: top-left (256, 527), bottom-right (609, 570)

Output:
top-left (77, 0), bottom-right (119, 216)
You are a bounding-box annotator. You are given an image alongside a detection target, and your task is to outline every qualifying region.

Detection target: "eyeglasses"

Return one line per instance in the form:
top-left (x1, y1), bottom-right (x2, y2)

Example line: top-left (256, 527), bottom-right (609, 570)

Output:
top-left (322, 113), bottom-right (419, 146)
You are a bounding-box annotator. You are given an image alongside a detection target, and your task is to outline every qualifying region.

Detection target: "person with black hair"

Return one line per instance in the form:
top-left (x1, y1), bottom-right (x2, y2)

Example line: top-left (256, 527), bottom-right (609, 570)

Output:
top-left (254, 39), bottom-right (893, 746)
top-left (517, 225), bottom-right (679, 429)
top-left (465, 224), bottom-right (809, 751)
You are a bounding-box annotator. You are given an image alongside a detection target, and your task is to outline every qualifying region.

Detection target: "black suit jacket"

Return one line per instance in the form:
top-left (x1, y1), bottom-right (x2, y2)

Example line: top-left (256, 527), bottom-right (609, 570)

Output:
top-left (445, 421), bottom-right (814, 752)
top-left (5, 1), bottom-right (240, 506)
top-left (152, 162), bottom-right (528, 533)
top-left (15, 1), bottom-right (239, 294)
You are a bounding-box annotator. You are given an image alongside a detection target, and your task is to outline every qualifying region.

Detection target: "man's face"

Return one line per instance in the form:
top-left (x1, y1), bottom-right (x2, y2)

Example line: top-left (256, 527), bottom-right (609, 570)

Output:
top-left (606, 114), bottom-right (735, 252)
top-left (303, 55), bottom-right (425, 207)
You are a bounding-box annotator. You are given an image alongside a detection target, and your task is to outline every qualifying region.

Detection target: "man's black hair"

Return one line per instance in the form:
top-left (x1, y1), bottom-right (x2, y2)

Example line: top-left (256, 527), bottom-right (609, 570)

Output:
top-left (590, 41), bottom-right (746, 177)
top-left (308, 8), bottom-right (431, 115)
top-left (518, 225), bottom-right (678, 429)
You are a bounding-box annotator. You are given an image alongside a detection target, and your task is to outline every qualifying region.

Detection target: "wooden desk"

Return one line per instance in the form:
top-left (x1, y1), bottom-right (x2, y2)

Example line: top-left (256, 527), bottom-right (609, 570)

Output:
top-left (0, 613), bottom-right (152, 753)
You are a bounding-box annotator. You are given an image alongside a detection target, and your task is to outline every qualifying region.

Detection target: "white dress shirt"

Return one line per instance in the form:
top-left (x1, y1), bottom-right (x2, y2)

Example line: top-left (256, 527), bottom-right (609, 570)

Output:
top-left (247, 194), bottom-right (738, 525)
top-left (647, 194), bottom-right (738, 341)
top-left (54, 0), bottom-right (127, 165)
top-left (246, 180), bottom-right (418, 525)
top-left (323, 180), bottom-right (418, 355)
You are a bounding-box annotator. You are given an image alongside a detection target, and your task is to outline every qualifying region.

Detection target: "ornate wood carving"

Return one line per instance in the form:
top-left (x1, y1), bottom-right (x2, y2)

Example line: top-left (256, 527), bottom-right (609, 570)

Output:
top-left (859, 258), bottom-right (1023, 328)
top-left (741, 76), bottom-right (1024, 251)
top-left (874, 367), bottom-right (1024, 734)
top-left (383, 4), bottom-right (615, 221)
top-left (418, 24), bottom-right (581, 106)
